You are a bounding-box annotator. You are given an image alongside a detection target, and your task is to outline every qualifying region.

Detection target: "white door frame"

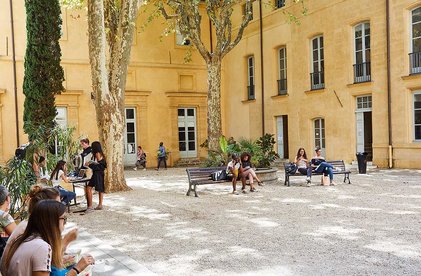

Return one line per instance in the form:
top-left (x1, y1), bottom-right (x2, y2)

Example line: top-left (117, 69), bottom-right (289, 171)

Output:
top-left (124, 107), bottom-right (137, 165)
top-left (355, 96), bottom-right (372, 153)
top-left (178, 108), bottom-right (197, 158)
top-left (276, 116), bottom-right (284, 158)
top-left (313, 118), bottom-right (325, 157)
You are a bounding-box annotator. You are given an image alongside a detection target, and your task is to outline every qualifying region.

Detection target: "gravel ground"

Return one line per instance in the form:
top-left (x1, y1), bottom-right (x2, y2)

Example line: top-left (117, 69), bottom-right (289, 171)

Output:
top-left (69, 167), bottom-right (421, 276)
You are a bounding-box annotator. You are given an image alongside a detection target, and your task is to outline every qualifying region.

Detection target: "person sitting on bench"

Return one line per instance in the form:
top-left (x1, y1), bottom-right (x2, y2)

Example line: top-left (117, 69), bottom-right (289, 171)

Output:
top-left (294, 148), bottom-right (312, 186)
top-left (309, 147), bottom-right (336, 186)
top-left (240, 152), bottom-right (263, 193)
top-left (226, 154), bottom-right (241, 195)
top-left (50, 160), bottom-right (77, 206)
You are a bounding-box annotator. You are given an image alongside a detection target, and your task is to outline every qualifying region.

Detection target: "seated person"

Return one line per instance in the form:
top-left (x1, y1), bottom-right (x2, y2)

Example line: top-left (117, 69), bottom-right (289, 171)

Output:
top-left (134, 146), bottom-right (147, 171)
top-left (309, 147), bottom-right (336, 186)
top-left (226, 154), bottom-right (241, 194)
top-left (33, 156), bottom-right (49, 184)
top-left (50, 160), bottom-right (77, 205)
top-left (240, 152), bottom-right (264, 193)
top-left (294, 148), bottom-right (312, 185)
top-left (0, 185), bottom-right (16, 259)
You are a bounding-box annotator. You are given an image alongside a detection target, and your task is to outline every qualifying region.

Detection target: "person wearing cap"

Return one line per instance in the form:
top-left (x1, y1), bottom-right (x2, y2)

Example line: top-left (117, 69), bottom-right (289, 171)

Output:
top-left (226, 154), bottom-right (241, 194)
top-left (309, 147), bottom-right (336, 186)
top-left (0, 185), bottom-right (16, 238)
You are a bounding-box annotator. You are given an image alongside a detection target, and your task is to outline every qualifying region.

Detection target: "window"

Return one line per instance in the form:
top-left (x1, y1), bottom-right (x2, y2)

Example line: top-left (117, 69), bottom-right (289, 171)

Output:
top-left (314, 118), bottom-right (325, 152)
top-left (356, 95), bottom-right (372, 110)
top-left (414, 93), bottom-right (421, 140)
top-left (410, 7), bottom-right (421, 74)
top-left (311, 36), bottom-right (324, 90)
top-left (243, 3), bottom-right (253, 20)
top-left (55, 107), bottom-right (67, 128)
top-left (354, 22), bottom-right (371, 83)
top-left (175, 25), bottom-right (191, 46)
top-left (278, 47), bottom-right (287, 95)
top-left (275, 0), bottom-right (285, 9)
top-left (247, 56), bottom-right (255, 100)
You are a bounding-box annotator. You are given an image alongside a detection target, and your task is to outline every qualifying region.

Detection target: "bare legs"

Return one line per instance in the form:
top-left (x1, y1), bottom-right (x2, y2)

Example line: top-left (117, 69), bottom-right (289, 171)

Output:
top-left (86, 186), bottom-right (104, 210)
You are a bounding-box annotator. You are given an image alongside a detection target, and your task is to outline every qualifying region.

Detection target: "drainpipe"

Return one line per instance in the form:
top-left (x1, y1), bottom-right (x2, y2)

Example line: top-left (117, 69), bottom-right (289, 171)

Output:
top-left (386, 0), bottom-right (392, 168)
top-left (259, 0), bottom-right (265, 136)
top-left (9, 0), bottom-right (20, 147)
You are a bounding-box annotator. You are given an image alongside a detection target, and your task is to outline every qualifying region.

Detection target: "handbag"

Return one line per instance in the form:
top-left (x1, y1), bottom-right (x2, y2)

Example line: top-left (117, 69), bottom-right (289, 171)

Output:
top-left (285, 162), bottom-right (297, 174)
top-left (322, 175), bottom-right (330, 186)
top-left (211, 170), bottom-right (227, 181)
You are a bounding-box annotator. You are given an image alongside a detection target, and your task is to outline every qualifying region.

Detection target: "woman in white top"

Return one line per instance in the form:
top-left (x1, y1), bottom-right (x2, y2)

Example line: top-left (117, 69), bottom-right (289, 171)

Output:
top-left (294, 148), bottom-right (312, 186)
top-left (50, 160), bottom-right (76, 206)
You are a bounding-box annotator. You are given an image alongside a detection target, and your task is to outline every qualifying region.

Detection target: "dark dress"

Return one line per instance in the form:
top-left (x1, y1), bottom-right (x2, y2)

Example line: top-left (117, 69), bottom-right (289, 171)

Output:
top-left (88, 158), bottom-right (107, 192)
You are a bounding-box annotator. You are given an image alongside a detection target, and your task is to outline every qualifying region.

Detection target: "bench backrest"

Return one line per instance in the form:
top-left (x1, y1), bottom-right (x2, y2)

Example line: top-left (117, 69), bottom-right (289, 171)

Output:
top-left (284, 160), bottom-right (347, 173)
top-left (186, 166), bottom-right (226, 180)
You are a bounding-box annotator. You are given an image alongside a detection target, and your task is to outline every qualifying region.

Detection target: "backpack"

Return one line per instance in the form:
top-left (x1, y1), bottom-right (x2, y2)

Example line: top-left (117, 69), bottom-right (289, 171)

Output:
top-left (211, 170), bottom-right (227, 181)
top-left (285, 162), bottom-right (297, 174)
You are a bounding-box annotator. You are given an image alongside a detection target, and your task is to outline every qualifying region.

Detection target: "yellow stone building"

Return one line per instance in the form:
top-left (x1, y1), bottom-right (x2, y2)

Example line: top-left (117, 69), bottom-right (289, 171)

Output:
top-left (1, 0), bottom-right (421, 169)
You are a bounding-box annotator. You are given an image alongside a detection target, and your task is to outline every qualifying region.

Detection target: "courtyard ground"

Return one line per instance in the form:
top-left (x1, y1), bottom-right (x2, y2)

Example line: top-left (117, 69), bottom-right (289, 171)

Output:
top-left (69, 167), bottom-right (421, 276)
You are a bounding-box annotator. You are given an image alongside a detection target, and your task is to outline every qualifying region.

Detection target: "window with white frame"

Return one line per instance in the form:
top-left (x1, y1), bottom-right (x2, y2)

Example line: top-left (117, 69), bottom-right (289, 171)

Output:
top-left (410, 7), bottom-right (421, 73)
top-left (356, 95), bottom-right (372, 110)
top-left (314, 118), bottom-right (325, 151)
top-left (55, 107), bottom-right (67, 128)
top-left (247, 56), bottom-right (255, 100)
top-left (175, 24), bottom-right (190, 46)
top-left (354, 22), bottom-right (371, 82)
top-left (414, 92), bottom-right (421, 140)
top-left (311, 36), bottom-right (324, 90)
top-left (278, 47), bottom-right (287, 95)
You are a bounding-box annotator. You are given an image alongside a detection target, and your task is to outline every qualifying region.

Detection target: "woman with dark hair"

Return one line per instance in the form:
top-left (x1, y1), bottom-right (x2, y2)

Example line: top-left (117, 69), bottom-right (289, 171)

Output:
top-left (2, 200), bottom-right (94, 275)
top-left (1, 185), bottom-right (78, 272)
top-left (50, 160), bottom-right (76, 206)
top-left (240, 152), bottom-right (263, 193)
top-left (294, 148), bottom-right (312, 186)
top-left (84, 141), bottom-right (107, 213)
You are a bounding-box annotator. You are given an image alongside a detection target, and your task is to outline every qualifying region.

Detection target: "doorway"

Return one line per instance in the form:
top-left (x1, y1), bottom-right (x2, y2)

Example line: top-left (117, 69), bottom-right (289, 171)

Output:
top-left (276, 115), bottom-right (289, 159)
top-left (356, 96), bottom-right (373, 161)
top-left (178, 108), bottom-right (197, 158)
top-left (124, 107), bottom-right (137, 165)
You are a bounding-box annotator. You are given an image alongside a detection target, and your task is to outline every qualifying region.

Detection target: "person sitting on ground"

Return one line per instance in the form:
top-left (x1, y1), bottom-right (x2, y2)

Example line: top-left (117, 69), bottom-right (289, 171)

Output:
top-left (226, 154), bottom-right (241, 195)
top-left (0, 186), bottom-right (16, 259)
top-left (2, 200), bottom-right (95, 276)
top-left (134, 146), bottom-right (147, 171)
top-left (294, 148), bottom-right (312, 186)
top-left (240, 152), bottom-right (264, 193)
top-left (309, 147), bottom-right (336, 186)
top-left (50, 160), bottom-right (77, 206)
top-left (1, 184), bottom-right (79, 272)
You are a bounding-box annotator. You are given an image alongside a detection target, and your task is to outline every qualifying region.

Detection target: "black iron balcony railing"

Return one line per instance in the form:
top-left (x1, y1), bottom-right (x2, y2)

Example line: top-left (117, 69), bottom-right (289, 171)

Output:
top-left (276, 0), bottom-right (285, 8)
top-left (353, 62), bottom-right (371, 83)
top-left (310, 71), bottom-right (325, 90)
top-left (277, 79), bottom-right (287, 95)
top-left (247, 85), bottom-right (255, 100)
top-left (409, 52), bottom-right (421, 74)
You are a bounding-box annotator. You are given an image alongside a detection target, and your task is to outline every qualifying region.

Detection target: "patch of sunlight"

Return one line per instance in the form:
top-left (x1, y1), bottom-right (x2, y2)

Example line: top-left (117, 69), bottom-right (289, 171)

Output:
top-left (249, 217), bottom-right (279, 228)
top-left (337, 195), bottom-right (356, 199)
top-left (388, 210), bottom-right (419, 215)
top-left (364, 239), bottom-right (421, 259)
top-left (304, 225), bottom-right (363, 240)
top-left (280, 198), bottom-right (311, 203)
top-left (348, 206), bottom-right (382, 211)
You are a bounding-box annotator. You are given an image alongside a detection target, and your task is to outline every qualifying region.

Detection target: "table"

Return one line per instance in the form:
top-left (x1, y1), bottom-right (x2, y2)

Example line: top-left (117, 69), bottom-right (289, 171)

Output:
top-left (69, 177), bottom-right (90, 212)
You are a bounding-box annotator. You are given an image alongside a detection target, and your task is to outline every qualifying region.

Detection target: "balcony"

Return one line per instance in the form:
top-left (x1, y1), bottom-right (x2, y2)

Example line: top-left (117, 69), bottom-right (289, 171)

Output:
top-left (277, 79), bottom-right (287, 95)
top-left (409, 52), bottom-right (421, 74)
top-left (310, 71), bottom-right (325, 90)
top-left (276, 0), bottom-right (285, 8)
top-left (353, 62), bottom-right (371, 83)
top-left (247, 85), bottom-right (255, 100)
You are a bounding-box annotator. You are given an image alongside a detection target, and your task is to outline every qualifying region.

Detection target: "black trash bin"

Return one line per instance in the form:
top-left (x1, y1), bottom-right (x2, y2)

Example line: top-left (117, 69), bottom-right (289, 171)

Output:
top-left (356, 152), bottom-right (368, 174)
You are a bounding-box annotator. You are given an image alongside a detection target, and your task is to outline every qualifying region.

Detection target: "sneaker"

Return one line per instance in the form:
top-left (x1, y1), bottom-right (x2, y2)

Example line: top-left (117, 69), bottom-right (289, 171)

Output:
top-left (330, 182), bottom-right (337, 186)
top-left (258, 182), bottom-right (265, 186)
top-left (242, 189), bottom-right (248, 194)
top-left (133, 167), bottom-right (137, 171)
top-left (232, 191), bottom-right (239, 195)
top-left (143, 168), bottom-right (146, 171)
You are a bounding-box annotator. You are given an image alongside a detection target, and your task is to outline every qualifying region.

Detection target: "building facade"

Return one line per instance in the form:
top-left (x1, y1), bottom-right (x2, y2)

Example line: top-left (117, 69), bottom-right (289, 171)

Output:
top-left (1, 0), bottom-right (421, 168)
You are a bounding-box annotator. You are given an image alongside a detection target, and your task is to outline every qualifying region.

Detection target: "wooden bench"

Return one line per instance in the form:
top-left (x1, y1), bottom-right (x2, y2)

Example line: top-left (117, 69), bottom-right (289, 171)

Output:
top-left (284, 160), bottom-right (351, 187)
top-left (186, 167), bottom-right (229, 197)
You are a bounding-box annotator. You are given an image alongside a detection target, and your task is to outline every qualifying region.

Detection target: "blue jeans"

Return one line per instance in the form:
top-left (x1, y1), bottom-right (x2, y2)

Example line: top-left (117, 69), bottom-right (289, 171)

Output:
top-left (58, 186), bottom-right (76, 205)
top-left (315, 162), bottom-right (334, 181)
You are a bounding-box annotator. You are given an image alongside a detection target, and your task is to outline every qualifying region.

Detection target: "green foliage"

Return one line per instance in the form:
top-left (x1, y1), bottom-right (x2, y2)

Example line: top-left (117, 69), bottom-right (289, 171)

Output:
top-left (0, 158), bottom-right (36, 220)
top-left (23, 0), bottom-right (65, 141)
top-left (255, 133), bottom-right (279, 168)
top-left (237, 138), bottom-right (261, 165)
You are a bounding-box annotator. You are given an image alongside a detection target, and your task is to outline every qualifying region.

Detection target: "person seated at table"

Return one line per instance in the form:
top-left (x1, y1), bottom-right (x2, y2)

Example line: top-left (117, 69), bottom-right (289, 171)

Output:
top-left (33, 156), bottom-right (49, 184)
top-left (226, 154), bottom-right (241, 194)
top-left (50, 160), bottom-right (77, 206)
top-left (240, 152), bottom-right (263, 193)
top-left (2, 200), bottom-right (95, 276)
top-left (1, 184), bottom-right (78, 271)
top-left (309, 147), bottom-right (336, 186)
